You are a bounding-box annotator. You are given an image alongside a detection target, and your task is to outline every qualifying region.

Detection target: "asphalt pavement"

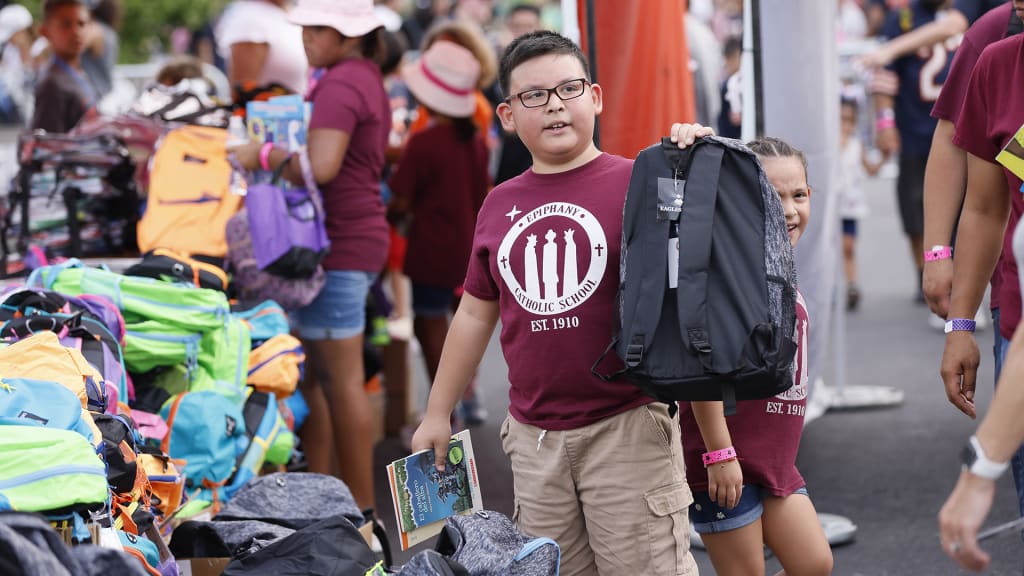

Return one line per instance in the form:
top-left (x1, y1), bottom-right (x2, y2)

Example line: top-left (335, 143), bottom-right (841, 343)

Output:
top-left (372, 172), bottom-right (1024, 575)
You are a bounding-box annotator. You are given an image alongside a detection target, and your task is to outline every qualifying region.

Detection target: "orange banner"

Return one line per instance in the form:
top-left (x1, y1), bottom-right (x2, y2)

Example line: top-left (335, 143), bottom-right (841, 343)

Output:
top-left (578, 0), bottom-right (696, 159)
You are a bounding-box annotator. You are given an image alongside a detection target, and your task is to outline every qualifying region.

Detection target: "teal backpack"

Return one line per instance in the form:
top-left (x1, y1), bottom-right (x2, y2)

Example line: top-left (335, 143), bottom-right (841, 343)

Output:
top-left (160, 390), bottom-right (245, 507)
top-left (0, 378), bottom-right (99, 446)
top-left (223, 389), bottom-right (283, 499)
top-left (232, 300), bottom-right (290, 343)
top-left (0, 426), bottom-right (108, 517)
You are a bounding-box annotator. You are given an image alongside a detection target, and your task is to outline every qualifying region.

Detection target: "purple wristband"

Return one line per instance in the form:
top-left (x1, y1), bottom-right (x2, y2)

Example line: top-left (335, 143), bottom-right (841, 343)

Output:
top-left (944, 318), bottom-right (976, 334)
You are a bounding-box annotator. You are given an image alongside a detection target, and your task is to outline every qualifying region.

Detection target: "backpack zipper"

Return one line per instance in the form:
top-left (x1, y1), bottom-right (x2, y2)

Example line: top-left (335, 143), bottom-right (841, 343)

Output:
top-left (0, 464), bottom-right (106, 490)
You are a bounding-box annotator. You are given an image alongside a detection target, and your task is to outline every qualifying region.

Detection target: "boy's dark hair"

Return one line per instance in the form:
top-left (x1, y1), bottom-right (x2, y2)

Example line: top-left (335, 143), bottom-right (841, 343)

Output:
top-left (44, 0), bottom-right (87, 19)
top-left (723, 36), bottom-right (742, 58)
top-left (747, 136), bottom-right (808, 178)
top-left (499, 30), bottom-right (589, 98)
top-left (840, 96), bottom-right (859, 114)
top-left (507, 3), bottom-right (541, 19)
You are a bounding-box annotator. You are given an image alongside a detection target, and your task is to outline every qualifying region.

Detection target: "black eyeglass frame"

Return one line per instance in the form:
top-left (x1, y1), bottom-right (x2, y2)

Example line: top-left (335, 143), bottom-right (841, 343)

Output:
top-left (505, 78), bottom-right (591, 108)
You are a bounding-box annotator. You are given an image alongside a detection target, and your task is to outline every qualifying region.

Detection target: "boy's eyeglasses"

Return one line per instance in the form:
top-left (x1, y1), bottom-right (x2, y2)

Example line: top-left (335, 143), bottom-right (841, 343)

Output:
top-left (506, 78), bottom-right (590, 108)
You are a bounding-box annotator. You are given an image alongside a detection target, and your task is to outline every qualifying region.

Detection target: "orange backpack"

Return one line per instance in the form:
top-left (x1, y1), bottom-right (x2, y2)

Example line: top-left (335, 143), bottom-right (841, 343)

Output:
top-left (138, 125), bottom-right (243, 258)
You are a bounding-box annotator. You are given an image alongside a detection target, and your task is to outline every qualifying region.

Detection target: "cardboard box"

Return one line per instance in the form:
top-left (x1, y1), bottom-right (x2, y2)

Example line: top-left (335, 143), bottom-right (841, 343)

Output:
top-left (177, 558), bottom-right (231, 576)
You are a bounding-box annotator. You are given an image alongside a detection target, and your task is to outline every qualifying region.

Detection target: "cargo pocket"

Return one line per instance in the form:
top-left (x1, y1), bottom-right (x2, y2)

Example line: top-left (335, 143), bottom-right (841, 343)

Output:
top-left (645, 481), bottom-right (694, 576)
top-left (499, 413), bottom-right (513, 456)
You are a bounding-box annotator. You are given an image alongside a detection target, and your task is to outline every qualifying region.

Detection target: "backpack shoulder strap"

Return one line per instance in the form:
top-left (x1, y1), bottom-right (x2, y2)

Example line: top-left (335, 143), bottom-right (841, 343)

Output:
top-left (514, 536), bottom-right (560, 575)
top-left (675, 141), bottom-right (724, 372)
top-left (1009, 5), bottom-right (1023, 37)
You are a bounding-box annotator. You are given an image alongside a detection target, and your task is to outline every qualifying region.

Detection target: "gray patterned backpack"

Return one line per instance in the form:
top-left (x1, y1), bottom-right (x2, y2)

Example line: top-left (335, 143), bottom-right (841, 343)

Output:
top-left (593, 136), bottom-right (798, 415)
top-left (435, 511), bottom-right (559, 576)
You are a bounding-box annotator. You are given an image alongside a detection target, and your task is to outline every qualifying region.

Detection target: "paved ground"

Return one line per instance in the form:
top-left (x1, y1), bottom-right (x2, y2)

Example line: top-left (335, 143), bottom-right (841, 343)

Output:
top-left (374, 171), bottom-right (1024, 574)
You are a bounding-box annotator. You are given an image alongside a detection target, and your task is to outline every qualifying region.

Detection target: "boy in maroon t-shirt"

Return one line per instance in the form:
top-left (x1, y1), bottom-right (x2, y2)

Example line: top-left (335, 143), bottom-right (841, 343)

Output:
top-left (411, 31), bottom-right (703, 576)
top-left (679, 137), bottom-right (832, 576)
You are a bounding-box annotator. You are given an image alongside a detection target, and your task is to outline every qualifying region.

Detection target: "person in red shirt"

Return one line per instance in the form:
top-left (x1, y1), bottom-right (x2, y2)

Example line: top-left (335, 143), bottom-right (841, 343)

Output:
top-left (232, 0), bottom-right (390, 510)
top-left (679, 137), bottom-right (832, 576)
top-left (387, 40), bottom-right (489, 389)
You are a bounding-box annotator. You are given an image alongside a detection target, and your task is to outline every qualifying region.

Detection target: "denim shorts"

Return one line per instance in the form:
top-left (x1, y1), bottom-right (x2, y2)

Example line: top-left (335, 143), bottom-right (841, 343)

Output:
top-left (294, 270), bottom-right (376, 340)
top-left (412, 283), bottom-right (455, 317)
top-left (690, 485), bottom-right (809, 534)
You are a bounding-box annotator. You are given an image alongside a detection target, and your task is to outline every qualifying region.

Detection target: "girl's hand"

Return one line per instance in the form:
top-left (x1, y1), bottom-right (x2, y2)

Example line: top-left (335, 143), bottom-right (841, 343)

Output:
top-left (707, 459), bottom-right (743, 509)
top-left (669, 123), bottom-right (715, 148)
top-left (230, 141), bottom-right (262, 171)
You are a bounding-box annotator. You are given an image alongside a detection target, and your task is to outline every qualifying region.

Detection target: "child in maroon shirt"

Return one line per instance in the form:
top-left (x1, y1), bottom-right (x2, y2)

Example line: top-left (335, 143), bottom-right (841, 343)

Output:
top-left (388, 40), bottom-right (489, 385)
top-left (679, 137), bottom-right (833, 576)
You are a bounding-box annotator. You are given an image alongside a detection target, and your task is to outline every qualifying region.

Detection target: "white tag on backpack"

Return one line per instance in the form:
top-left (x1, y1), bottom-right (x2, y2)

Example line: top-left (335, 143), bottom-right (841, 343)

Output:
top-left (657, 177), bottom-right (685, 221)
top-left (668, 237), bottom-right (679, 289)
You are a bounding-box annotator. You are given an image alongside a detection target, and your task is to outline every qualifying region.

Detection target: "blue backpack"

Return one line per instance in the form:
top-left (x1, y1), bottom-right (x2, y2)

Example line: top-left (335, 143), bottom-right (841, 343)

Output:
top-left (0, 378), bottom-right (100, 446)
top-left (160, 390), bottom-right (245, 508)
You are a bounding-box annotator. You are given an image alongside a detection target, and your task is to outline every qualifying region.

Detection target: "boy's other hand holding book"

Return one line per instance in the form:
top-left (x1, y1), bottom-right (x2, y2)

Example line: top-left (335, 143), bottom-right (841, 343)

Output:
top-left (412, 414), bottom-right (456, 471)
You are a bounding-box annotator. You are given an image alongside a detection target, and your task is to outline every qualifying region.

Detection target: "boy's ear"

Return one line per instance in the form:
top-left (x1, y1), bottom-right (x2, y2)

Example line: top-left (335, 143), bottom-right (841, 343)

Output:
top-left (497, 101), bottom-right (516, 133)
top-left (590, 82), bottom-right (603, 116)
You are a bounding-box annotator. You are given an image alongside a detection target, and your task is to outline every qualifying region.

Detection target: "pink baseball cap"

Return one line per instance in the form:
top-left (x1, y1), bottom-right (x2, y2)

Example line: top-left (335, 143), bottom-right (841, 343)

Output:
top-left (289, 0), bottom-right (383, 38)
top-left (402, 40), bottom-right (481, 119)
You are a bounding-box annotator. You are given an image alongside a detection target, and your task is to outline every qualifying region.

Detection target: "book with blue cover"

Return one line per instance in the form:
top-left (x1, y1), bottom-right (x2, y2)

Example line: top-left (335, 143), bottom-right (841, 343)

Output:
top-left (245, 95), bottom-right (311, 151)
top-left (387, 429), bottom-right (482, 550)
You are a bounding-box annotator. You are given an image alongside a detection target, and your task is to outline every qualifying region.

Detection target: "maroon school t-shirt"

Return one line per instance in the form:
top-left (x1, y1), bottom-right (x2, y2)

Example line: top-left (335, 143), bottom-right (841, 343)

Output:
top-left (678, 293), bottom-right (810, 498)
top-left (462, 153), bottom-right (650, 430)
top-left (308, 58), bottom-right (390, 272)
top-left (389, 123), bottom-right (489, 288)
top-left (953, 35), bottom-right (1024, 340)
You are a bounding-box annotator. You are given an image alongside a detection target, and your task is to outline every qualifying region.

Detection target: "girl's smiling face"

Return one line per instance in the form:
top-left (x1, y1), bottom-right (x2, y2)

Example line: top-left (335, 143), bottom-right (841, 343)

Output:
top-left (762, 155), bottom-right (812, 246)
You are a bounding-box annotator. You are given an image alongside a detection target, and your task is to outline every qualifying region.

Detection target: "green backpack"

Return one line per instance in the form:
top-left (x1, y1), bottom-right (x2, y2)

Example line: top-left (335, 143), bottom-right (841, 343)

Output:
top-left (0, 425), bottom-right (108, 514)
top-left (28, 260), bottom-right (230, 331)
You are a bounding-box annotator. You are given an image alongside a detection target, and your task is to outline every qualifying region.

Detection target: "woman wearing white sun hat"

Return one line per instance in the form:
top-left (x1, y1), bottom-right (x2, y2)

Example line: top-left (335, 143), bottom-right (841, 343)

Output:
top-left (233, 0), bottom-right (389, 511)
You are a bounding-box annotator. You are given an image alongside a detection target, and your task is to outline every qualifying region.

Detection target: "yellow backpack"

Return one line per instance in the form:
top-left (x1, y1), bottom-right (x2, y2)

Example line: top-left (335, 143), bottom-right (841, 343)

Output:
top-left (247, 334), bottom-right (304, 398)
top-left (138, 125), bottom-right (243, 258)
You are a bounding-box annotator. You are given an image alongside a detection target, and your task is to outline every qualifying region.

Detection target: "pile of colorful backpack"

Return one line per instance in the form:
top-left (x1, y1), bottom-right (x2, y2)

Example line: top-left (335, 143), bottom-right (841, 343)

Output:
top-left (0, 258), bottom-right (306, 575)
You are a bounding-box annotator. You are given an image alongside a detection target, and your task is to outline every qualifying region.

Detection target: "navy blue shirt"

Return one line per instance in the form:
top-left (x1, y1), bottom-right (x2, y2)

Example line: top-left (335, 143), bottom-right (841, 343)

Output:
top-left (954, 0), bottom-right (1007, 24)
top-left (883, 2), bottom-right (958, 157)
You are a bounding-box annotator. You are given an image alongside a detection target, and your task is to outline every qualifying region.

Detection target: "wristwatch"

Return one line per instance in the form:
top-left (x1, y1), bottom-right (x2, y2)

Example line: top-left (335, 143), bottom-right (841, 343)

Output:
top-left (961, 435), bottom-right (1009, 480)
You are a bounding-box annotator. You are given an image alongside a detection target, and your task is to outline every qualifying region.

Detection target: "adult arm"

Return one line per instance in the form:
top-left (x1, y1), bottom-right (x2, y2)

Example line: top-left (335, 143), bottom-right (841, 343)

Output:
top-left (233, 127), bottom-right (351, 187)
top-left (939, 319), bottom-right (1024, 572)
top-left (940, 154), bottom-right (1009, 418)
top-left (922, 119), bottom-right (967, 318)
top-left (862, 10), bottom-right (968, 68)
top-left (411, 293), bottom-right (499, 469)
top-left (228, 42), bottom-right (269, 89)
top-left (690, 401), bottom-right (743, 509)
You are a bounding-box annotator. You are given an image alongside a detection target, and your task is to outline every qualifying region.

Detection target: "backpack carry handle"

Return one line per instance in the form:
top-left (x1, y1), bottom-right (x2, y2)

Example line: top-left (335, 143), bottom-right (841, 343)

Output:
top-left (266, 147), bottom-right (325, 220)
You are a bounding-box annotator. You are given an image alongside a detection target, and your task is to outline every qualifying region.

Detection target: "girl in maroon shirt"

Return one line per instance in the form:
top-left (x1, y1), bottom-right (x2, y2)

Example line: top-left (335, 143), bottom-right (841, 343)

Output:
top-left (232, 0), bottom-right (390, 510)
top-left (679, 137), bottom-right (833, 576)
top-left (388, 40), bottom-right (490, 393)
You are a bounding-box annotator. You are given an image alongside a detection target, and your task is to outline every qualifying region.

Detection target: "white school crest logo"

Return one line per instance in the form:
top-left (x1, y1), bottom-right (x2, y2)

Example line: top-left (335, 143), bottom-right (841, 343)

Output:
top-left (498, 202), bottom-right (607, 316)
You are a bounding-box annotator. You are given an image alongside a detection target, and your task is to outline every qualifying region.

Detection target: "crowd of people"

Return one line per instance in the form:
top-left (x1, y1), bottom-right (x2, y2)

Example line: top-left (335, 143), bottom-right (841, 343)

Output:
top-left (18, 0), bottom-right (1024, 573)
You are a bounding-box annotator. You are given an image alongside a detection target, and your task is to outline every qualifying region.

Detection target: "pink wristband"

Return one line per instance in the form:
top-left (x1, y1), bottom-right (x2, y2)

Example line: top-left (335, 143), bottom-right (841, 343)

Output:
top-left (875, 118), bottom-right (896, 131)
top-left (924, 245), bottom-right (952, 262)
top-left (259, 142), bottom-right (275, 172)
top-left (702, 447), bottom-right (737, 467)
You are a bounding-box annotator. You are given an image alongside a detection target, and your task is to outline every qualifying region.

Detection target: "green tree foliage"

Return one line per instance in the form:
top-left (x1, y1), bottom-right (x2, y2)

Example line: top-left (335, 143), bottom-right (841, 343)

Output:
top-left (20, 0), bottom-right (230, 63)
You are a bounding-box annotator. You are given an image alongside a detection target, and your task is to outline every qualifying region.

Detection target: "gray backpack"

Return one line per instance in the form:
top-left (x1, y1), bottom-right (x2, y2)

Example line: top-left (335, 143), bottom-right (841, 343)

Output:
top-left (594, 136), bottom-right (798, 414)
top-left (435, 511), bottom-right (559, 576)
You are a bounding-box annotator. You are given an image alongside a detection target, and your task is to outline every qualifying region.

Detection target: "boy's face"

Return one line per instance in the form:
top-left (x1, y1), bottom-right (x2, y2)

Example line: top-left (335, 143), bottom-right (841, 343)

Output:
top-left (497, 54), bottom-right (602, 172)
top-left (762, 156), bottom-right (811, 246)
top-left (43, 4), bottom-right (90, 61)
